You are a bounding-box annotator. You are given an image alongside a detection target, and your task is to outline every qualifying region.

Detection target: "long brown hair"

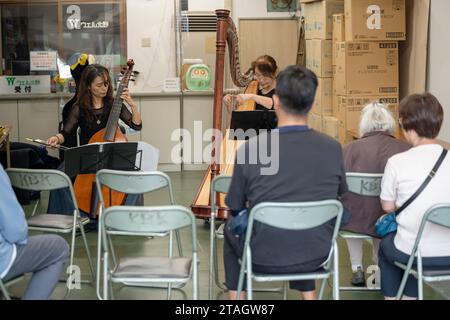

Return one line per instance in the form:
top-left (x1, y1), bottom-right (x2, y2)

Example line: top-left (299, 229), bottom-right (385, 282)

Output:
top-left (76, 64), bottom-right (114, 127)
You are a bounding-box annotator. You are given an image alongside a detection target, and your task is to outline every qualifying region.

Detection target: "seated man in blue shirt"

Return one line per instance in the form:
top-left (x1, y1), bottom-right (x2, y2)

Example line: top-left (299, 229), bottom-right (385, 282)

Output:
top-left (0, 164), bottom-right (69, 300)
top-left (224, 65), bottom-right (347, 300)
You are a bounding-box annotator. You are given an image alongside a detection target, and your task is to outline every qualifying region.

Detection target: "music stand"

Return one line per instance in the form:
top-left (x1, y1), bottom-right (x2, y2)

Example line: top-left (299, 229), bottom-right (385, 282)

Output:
top-left (64, 142), bottom-right (142, 177)
top-left (229, 110), bottom-right (278, 140)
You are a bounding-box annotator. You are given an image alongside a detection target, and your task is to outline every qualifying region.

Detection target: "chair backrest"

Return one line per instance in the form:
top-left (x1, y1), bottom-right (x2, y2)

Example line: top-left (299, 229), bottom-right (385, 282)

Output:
top-left (96, 169), bottom-right (175, 207)
top-left (245, 200), bottom-right (343, 268)
top-left (101, 205), bottom-right (197, 249)
top-left (411, 204), bottom-right (450, 255)
top-left (210, 175), bottom-right (232, 213)
top-left (345, 173), bottom-right (383, 197)
top-left (6, 168), bottom-right (72, 192)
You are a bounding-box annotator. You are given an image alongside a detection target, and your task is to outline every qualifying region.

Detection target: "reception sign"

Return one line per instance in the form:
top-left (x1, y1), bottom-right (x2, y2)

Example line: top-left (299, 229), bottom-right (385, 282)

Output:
top-left (0, 75), bottom-right (51, 94)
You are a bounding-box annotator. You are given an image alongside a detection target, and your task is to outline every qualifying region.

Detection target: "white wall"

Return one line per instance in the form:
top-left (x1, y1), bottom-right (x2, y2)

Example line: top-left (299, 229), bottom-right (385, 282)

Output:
top-left (126, 0), bottom-right (299, 93)
top-left (232, 0), bottom-right (299, 22)
top-left (428, 0), bottom-right (450, 142)
top-left (127, 0), bottom-right (176, 92)
top-left (188, 0), bottom-right (225, 12)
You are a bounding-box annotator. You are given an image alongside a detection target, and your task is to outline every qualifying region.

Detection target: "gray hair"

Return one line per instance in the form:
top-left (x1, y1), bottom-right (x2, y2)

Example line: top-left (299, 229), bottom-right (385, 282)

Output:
top-left (359, 102), bottom-right (396, 137)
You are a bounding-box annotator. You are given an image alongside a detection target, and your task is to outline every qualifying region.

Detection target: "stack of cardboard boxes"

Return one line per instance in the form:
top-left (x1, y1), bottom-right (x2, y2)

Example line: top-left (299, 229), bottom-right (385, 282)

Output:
top-left (303, 0), bottom-right (406, 144)
top-left (304, 0), bottom-right (344, 137)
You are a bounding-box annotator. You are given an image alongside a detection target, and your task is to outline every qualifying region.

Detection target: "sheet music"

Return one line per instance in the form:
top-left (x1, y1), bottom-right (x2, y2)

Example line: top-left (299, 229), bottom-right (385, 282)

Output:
top-left (137, 141), bottom-right (159, 171)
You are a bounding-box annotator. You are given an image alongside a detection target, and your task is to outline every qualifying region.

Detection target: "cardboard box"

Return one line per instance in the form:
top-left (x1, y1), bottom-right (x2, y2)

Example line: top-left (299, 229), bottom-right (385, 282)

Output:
top-left (332, 41), bottom-right (340, 67)
top-left (345, 0), bottom-right (406, 41)
top-left (335, 41), bottom-right (399, 96)
top-left (309, 112), bottom-right (323, 132)
top-left (322, 116), bottom-right (340, 141)
top-left (313, 77), bottom-right (333, 116)
top-left (304, 0), bottom-right (344, 39)
top-left (333, 14), bottom-right (345, 42)
top-left (337, 95), bottom-right (399, 134)
top-left (332, 90), bottom-right (339, 117)
top-left (306, 39), bottom-right (333, 78)
top-left (332, 14), bottom-right (345, 66)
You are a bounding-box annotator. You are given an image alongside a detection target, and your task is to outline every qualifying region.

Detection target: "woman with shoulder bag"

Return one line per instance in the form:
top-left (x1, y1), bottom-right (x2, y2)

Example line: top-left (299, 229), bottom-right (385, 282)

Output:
top-left (379, 93), bottom-right (450, 299)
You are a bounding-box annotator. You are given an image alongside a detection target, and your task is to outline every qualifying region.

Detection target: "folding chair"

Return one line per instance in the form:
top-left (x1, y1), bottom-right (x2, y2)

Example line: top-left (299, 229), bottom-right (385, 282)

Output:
top-left (396, 203), bottom-right (450, 300)
top-left (208, 175), bottom-right (232, 299)
top-left (0, 276), bottom-right (24, 300)
top-left (100, 205), bottom-right (198, 300)
top-left (237, 200), bottom-right (343, 300)
top-left (208, 175), bottom-right (285, 300)
top-left (6, 168), bottom-right (95, 296)
top-left (95, 169), bottom-right (184, 300)
top-left (0, 278), bottom-right (10, 300)
top-left (339, 172), bottom-right (383, 292)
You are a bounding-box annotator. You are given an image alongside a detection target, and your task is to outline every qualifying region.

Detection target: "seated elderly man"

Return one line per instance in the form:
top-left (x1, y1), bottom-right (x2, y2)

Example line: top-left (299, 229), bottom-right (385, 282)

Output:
top-left (340, 102), bottom-right (410, 286)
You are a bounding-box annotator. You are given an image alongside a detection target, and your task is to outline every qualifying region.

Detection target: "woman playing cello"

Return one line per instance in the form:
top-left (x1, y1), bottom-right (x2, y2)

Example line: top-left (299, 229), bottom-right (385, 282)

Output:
top-left (46, 64), bottom-right (142, 219)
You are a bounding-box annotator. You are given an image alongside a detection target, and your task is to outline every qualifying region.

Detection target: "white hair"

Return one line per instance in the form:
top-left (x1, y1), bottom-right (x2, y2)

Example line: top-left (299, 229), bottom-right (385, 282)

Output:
top-left (359, 102), bottom-right (396, 137)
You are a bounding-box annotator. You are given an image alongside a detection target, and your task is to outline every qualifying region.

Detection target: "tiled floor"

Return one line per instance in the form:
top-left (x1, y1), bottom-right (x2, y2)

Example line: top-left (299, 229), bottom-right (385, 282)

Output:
top-left (7, 171), bottom-right (450, 300)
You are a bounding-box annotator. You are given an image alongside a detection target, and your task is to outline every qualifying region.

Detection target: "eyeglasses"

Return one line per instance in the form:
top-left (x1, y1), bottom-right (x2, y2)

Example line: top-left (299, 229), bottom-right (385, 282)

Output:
top-left (254, 72), bottom-right (271, 80)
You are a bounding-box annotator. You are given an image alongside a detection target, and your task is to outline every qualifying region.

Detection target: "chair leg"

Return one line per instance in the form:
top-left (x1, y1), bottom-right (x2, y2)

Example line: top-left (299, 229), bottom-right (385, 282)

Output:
top-left (108, 279), bottom-right (115, 300)
top-left (63, 218), bottom-right (78, 299)
top-left (318, 279), bottom-right (326, 300)
top-left (236, 254), bottom-right (247, 300)
top-left (208, 214), bottom-right (215, 300)
top-left (175, 230), bottom-right (184, 257)
top-left (396, 269), bottom-right (410, 300)
top-left (193, 252), bottom-right (198, 300)
top-left (166, 284), bottom-right (173, 300)
top-left (77, 218), bottom-right (95, 282)
top-left (0, 280), bottom-right (11, 300)
top-left (282, 281), bottom-right (288, 300)
top-left (96, 222), bottom-right (104, 300)
top-left (103, 251), bottom-right (109, 300)
top-left (214, 234), bottom-right (227, 290)
top-left (108, 235), bottom-right (117, 267)
top-left (418, 255), bottom-right (423, 300)
top-left (246, 250), bottom-right (253, 300)
top-left (333, 244), bottom-right (340, 300)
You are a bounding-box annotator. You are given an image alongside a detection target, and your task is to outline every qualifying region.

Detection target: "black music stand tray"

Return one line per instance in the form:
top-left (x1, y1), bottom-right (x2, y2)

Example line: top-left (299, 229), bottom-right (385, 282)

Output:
top-left (229, 110), bottom-right (278, 140)
top-left (64, 142), bottom-right (142, 178)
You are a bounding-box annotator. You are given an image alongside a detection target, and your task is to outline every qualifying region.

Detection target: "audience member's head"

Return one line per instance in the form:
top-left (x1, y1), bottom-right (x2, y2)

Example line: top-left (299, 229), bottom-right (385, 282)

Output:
top-left (359, 102), bottom-right (396, 137)
top-left (399, 93), bottom-right (443, 139)
top-left (274, 65), bottom-right (318, 116)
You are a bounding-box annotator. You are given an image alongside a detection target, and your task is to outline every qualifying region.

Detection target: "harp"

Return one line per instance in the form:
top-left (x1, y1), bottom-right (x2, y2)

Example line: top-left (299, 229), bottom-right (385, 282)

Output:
top-left (191, 9), bottom-right (257, 219)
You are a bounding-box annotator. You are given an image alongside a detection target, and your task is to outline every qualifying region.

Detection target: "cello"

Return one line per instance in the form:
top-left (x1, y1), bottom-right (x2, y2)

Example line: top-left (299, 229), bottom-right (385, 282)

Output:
top-left (73, 59), bottom-right (135, 216)
top-left (191, 10), bottom-right (257, 219)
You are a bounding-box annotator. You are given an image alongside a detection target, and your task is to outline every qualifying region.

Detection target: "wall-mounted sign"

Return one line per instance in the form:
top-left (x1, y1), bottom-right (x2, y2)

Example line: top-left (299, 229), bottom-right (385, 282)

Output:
top-left (66, 4), bottom-right (110, 30)
top-left (30, 51), bottom-right (58, 71)
top-left (0, 75), bottom-right (51, 95)
top-left (267, 0), bottom-right (297, 12)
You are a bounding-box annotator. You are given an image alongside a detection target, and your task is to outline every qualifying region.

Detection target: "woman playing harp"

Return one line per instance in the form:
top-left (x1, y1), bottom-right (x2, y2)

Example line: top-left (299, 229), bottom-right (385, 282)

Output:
top-left (223, 55), bottom-right (278, 113)
top-left (191, 10), bottom-right (277, 220)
